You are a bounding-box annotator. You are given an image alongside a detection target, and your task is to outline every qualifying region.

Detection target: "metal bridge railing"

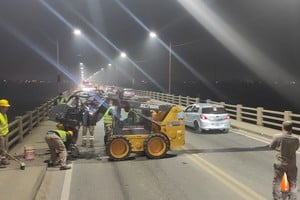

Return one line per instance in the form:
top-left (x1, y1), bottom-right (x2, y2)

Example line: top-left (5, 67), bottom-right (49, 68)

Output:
top-left (6, 97), bottom-right (57, 150)
top-left (136, 89), bottom-right (300, 134)
top-left (6, 88), bottom-right (300, 150)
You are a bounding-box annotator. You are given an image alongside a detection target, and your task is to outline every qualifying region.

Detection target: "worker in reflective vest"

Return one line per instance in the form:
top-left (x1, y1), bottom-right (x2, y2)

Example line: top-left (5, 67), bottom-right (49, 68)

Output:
top-left (103, 103), bottom-right (114, 144)
top-left (56, 93), bottom-right (66, 105)
top-left (0, 99), bottom-right (11, 168)
top-left (45, 128), bottom-right (73, 170)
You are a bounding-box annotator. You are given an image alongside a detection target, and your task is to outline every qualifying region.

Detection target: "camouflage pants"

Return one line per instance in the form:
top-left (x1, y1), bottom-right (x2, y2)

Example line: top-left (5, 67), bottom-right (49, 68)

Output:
top-left (272, 163), bottom-right (298, 200)
top-left (0, 136), bottom-right (7, 161)
top-left (45, 133), bottom-right (67, 167)
top-left (104, 123), bottom-right (112, 144)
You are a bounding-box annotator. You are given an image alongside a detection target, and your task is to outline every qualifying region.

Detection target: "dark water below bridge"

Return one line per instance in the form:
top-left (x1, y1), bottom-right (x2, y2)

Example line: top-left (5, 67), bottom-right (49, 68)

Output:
top-left (0, 82), bottom-right (67, 120)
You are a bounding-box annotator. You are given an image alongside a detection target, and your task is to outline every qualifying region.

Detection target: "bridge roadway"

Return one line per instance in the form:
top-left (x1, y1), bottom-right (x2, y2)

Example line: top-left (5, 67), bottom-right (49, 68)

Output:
top-left (1, 118), bottom-right (300, 199)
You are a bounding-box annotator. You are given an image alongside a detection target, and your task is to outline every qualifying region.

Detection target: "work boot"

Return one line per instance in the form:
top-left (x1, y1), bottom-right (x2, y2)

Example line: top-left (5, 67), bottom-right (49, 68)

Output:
top-left (60, 165), bottom-right (71, 170)
top-left (48, 162), bottom-right (59, 167)
top-left (81, 141), bottom-right (86, 147)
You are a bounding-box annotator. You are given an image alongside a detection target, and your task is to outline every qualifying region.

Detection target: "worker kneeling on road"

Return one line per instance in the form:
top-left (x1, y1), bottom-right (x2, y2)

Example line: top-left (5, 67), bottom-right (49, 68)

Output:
top-left (45, 127), bottom-right (73, 170)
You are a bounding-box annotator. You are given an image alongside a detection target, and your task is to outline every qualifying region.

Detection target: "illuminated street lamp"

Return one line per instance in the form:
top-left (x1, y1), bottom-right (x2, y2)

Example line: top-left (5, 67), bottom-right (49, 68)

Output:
top-left (149, 31), bottom-right (172, 93)
top-left (56, 29), bottom-right (81, 93)
top-left (56, 28), bottom-right (83, 92)
top-left (120, 52), bottom-right (127, 58)
top-left (73, 28), bottom-right (82, 36)
top-left (149, 31), bottom-right (199, 94)
top-left (149, 31), bottom-right (157, 38)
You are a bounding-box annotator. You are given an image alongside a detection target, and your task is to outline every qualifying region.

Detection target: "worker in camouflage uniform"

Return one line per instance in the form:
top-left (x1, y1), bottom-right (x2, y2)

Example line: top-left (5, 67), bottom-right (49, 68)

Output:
top-left (270, 121), bottom-right (299, 200)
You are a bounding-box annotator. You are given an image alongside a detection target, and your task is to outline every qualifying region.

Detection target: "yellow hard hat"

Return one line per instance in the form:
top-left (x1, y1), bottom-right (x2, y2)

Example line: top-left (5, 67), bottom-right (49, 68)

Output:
top-left (0, 99), bottom-right (10, 107)
top-left (56, 123), bottom-right (64, 130)
top-left (67, 130), bottom-right (74, 136)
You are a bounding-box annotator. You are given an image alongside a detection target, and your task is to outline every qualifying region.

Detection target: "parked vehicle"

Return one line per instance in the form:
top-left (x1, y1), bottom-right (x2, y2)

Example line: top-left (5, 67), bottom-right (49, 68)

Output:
top-left (183, 103), bottom-right (230, 133)
top-left (120, 88), bottom-right (135, 99)
top-left (105, 86), bottom-right (118, 96)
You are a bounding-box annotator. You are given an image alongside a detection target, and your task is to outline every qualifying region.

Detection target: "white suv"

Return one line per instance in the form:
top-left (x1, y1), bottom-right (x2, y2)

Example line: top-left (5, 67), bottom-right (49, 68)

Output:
top-left (183, 103), bottom-right (230, 133)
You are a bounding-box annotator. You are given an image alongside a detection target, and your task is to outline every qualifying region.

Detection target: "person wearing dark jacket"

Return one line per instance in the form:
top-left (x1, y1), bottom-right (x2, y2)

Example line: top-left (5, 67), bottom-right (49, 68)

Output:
top-left (270, 121), bottom-right (299, 200)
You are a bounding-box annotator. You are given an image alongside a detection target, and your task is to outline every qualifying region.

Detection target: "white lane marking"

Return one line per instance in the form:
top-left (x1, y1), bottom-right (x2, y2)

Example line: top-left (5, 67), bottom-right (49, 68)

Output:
top-left (186, 153), bottom-right (266, 200)
top-left (231, 129), bottom-right (270, 144)
top-left (231, 129), bottom-right (300, 154)
top-left (60, 163), bottom-right (73, 200)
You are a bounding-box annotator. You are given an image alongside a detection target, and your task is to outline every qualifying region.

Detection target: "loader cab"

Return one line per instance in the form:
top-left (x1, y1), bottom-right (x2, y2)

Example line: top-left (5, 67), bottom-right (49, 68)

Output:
top-left (113, 107), bottom-right (152, 135)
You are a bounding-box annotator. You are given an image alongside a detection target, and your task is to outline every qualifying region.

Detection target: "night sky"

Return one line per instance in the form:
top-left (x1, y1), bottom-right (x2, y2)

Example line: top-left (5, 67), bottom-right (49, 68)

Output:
top-left (0, 0), bottom-right (300, 86)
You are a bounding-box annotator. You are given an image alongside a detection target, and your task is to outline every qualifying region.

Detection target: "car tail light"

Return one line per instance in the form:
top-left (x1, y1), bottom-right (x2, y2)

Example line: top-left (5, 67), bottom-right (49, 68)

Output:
top-left (200, 115), bottom-right (208, 120)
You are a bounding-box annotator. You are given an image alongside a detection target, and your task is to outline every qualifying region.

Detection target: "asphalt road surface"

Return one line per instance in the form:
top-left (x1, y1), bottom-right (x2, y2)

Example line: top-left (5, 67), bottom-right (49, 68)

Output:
top-left (36, 122), bottom-right (300, 200)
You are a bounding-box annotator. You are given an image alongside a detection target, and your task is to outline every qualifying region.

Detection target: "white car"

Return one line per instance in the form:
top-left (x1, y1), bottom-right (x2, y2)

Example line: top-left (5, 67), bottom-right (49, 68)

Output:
top-left (183, 103), bottom-right (230, 133)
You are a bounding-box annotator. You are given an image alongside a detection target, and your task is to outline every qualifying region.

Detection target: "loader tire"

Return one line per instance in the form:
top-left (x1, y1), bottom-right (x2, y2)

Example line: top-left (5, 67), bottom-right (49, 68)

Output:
top-left (106, 136), bottom-right (132, 161)
top-left (70, 145), bottom-right (80, 158)
top-left (144, 133), bottom-right (169, 159)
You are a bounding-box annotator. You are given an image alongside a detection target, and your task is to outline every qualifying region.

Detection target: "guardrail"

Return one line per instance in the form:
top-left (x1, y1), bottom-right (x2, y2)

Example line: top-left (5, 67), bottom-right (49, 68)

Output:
top-left (135, 90), bottom-right (300, 134)
top-left (6, 88), bottom-right (300, 149)
top-left (6, 97), bottom-right (57, 150)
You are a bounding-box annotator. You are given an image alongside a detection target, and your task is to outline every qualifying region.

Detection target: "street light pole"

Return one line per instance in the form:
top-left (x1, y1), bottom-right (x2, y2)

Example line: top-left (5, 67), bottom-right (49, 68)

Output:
top-left (56, 40), bottom-right (61, 93)
top-left (168, 42), bottom-right (172, 94)
top-left (167, 40), bottom-right (202, 94)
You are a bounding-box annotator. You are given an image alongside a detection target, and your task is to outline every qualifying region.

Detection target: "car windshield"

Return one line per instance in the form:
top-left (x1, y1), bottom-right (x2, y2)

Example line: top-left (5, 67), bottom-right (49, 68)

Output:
top-left (202, 107), bottom-right (226, 114)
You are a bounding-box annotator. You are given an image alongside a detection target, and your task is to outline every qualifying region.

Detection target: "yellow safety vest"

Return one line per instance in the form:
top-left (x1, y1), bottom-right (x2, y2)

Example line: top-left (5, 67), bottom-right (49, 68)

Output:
top-left (50, 129), bottom-right (68, 142)
top-left (0, 113), bottom-right (9, 136)
top-left (57, 97), bottom-right (65, 104)
top-left (103, 107), bottom-right (113, 124)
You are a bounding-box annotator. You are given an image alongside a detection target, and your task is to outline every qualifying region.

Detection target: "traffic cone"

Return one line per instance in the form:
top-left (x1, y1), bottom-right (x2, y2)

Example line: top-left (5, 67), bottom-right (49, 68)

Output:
top-left (280, 172), bottom-right (290, 192)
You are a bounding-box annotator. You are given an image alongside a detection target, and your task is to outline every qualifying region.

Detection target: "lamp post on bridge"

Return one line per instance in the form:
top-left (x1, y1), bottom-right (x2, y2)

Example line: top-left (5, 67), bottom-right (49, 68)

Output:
top-left (168, 40), bottom-right (202, 94)
top-left (56, 40), bottom-right (61, 93)
top-left (149, 31), bottom-right (173, 94)
top-left (55, 28), bottom-right (82, 93)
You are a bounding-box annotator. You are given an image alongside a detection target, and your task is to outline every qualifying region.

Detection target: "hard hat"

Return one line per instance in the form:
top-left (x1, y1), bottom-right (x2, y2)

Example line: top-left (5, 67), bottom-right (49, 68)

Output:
top-left (67, 130), bottom-right (74, 136)
top-left (56, 123), bottom-right (64, 130)
top-left (0, 99), bottom-right (10, 107)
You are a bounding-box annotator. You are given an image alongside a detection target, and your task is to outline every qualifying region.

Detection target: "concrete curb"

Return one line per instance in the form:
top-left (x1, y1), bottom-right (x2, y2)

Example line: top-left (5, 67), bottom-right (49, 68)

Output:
top-left (230, 120), bottom-right (280, 139)
top-left (32, 165), bottom-right (47, 200)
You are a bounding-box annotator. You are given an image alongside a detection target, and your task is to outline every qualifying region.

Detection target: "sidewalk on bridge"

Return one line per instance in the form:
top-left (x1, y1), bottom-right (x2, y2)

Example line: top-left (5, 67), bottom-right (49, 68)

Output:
top-left (0, 120), bottom-right (56, 200)
top-left (231, 120), bottom-right (280, 139)
top-left (231, 120), bottom-right (300, 141)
